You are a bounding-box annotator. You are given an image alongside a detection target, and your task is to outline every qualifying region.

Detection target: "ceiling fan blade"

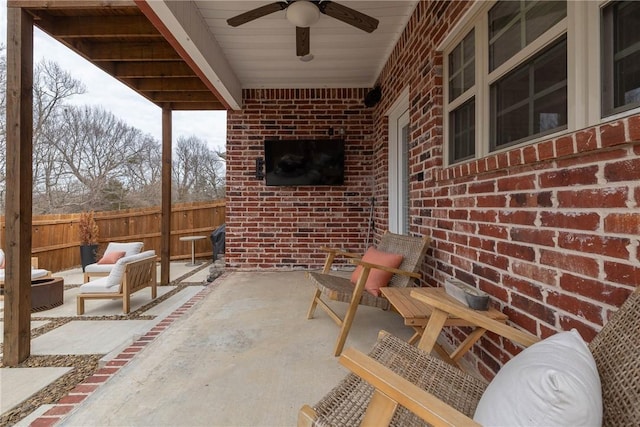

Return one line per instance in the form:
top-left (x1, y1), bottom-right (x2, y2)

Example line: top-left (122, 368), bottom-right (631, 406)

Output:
top-left (320, 1), bottom-right (379, 33)
top-left (227, 2), bottom-right (288, 27)
top-left (296, 26), bottom-right (310, 57)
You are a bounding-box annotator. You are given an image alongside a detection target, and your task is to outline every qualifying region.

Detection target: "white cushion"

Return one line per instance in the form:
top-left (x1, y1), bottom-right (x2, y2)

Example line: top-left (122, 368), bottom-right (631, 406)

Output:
top-left (104, 242), bottom-right (143, 258)
top-left (0, 248), bottom-right (4, 267)
top-left (83, 243), bottom-right (144, 276)
top-left (473, 329), bottom-right (602, 427)
top-left (30, 269), bottom-right (49, 280)
top-left (104, 250), bottom-right (156, 289)
top-left (84, 263), bottom-right (114, 274)
top-left (0, 268), bottom-right (49, 282)
top-left (78, 277), bottom-right (117, 294)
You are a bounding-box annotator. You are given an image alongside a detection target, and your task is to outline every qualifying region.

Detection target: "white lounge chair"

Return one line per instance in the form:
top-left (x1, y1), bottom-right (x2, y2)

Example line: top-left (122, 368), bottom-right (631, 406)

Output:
top-left (83, 241), bottom-right (144, 283)
top-left (0, 249), bottom-right (51, 286)
top-left (77, 250), bottom-right (157, 314)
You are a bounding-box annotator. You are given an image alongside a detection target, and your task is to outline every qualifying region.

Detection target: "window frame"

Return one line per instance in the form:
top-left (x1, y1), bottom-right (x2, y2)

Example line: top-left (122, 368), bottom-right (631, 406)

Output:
top-left (445, 27), bottom-right (478, 164)
top-left (601, 1), bottom-right (640, 117)
top-left (441, 0), bottom-right (640, 167)
top-left (489, 34), bottom-right (569, 151)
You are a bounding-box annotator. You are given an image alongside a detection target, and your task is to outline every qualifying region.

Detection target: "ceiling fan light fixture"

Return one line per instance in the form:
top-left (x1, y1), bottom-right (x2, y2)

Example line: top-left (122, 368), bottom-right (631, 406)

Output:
top-left (286, 0), bottom-right (320, 27)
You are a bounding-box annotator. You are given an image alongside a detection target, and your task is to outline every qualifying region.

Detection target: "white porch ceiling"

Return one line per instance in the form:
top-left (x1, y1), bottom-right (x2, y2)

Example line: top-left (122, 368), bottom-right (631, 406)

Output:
top-left (144, 1), bottom-right (418, 110)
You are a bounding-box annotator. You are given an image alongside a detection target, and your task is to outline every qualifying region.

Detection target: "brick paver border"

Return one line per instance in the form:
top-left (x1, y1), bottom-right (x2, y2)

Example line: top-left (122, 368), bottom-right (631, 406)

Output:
top-left (29, 273), bottom-right (228, 426)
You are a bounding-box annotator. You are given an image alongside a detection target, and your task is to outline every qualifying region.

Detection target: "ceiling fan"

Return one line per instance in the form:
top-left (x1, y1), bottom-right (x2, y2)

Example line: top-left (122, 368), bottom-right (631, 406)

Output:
top-left (227, 1), bottom-right (379, 57)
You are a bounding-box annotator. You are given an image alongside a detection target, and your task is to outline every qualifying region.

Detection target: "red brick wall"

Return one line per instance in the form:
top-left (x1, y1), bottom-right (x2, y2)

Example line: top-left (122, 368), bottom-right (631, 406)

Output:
top-left (369, 0), bottom-right (640, 378)
top-left (225, 1), bottom-right (640, 378)
top-left (226, 88), bottom-right (375, 269)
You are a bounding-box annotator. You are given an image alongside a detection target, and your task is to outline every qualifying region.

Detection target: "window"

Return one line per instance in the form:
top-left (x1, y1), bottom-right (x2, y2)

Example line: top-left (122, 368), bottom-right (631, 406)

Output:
top-left (443, 0), bottom-right (640, 166)
top-left (450, 99), bottom-right (476, 162)
top-left (447, 30), bottom-right (476, 163)
top-left (444, 0), bottom-right (568, 165)
top-left (490, 36), bottom-right (567, 149)
top-left (602, 1), bottom-right (640, 117)
top-left (449, 31), bottom-right (475, 102)
top-left (489, 1), bottom-right (566, 71)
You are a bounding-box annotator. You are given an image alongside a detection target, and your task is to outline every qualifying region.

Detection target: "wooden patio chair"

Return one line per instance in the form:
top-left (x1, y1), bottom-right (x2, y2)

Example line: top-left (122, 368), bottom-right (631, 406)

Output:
top-left (77, 250), bottom-right (157, 315)
top-left (83, 241), bottom-right (144, 282)
top-left (299, 286), bottom-right (640, 426)
top-left (306, 231), bottom-right (431, 356)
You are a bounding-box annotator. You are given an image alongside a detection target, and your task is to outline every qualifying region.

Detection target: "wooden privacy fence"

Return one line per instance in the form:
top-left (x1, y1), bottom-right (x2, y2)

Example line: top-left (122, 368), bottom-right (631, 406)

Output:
top-left (0, 200), bottom-right (225, 273)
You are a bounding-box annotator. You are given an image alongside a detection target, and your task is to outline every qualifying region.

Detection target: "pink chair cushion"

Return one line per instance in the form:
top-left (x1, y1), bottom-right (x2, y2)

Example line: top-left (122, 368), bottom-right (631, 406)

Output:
top-left (97, 251), bottom-right (126, 265)
top-left (350, 247), bottom-right (404, 296)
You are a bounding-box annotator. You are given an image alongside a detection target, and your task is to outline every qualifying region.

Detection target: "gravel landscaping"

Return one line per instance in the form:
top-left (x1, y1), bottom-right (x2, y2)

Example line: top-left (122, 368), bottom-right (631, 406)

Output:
top-left (0, 261), bottom-right (223, 426)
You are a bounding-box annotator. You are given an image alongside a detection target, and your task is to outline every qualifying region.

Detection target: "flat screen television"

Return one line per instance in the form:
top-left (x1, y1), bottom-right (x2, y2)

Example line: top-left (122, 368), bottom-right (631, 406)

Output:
top-left (264, 139), bottom-right (344, 186)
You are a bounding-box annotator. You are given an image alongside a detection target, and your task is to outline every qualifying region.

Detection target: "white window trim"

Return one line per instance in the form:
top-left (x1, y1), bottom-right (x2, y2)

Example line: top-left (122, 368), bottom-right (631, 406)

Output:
top-left (596, 0), bottom-right (640, 123)
top-left (441, 0), bottom-right (640, 167)
top-left (387, 87), bottom-right (410, 234)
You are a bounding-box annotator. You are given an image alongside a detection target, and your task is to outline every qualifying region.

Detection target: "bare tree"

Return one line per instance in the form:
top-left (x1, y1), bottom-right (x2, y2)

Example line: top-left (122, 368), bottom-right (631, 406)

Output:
top-left (0, 50), bottom-right (225, 215)
top-left (173, 135), bottom-right (226, 202)
top-left (52, 105), bottom-right (162, 211)
top-left (33, 60), bottom-right (86, 137)
top-left (32, 60), bottom-right (87, 211)
top-left (123, 136), bottom-right (163, 207)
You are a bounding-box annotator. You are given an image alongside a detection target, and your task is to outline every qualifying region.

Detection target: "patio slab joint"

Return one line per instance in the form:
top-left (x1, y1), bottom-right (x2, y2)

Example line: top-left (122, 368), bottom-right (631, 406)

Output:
top-left (25, 281), bottom-right (220, 426)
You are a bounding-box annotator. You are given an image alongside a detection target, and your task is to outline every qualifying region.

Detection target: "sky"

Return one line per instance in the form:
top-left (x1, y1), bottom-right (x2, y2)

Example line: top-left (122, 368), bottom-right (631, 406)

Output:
top-left (0, 1), bottom-right (228, 151)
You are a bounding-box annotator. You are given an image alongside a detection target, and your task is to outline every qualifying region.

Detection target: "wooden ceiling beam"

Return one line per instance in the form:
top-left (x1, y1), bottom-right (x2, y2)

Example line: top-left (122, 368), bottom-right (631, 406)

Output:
top-left (159, 101), bottom-right (226, 111)
top-left (123, 77), bottom-right (210, 91)
top-left (71, 40), bottom-right (182, 61)
top-left (13, 2), bottom-right (227, 111)
top-left (144, 91), bottom-right (221, 103)
top-left (36, 15), bottom-right (159, 38)
top-left (9, 1), bottom-right (137, 8)
top-left (111, 61), bottom-right (197, 78)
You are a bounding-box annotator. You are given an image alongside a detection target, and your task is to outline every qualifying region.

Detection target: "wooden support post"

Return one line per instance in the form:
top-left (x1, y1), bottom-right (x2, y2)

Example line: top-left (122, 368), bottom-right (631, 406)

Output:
top-left (3, 7), bottom-right (34, 366)
top-left (161, 108), bottom-right (172, 285)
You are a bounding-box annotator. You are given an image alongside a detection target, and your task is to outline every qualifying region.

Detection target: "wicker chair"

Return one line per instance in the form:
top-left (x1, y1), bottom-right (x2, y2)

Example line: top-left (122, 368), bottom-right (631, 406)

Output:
top-left (299, 286), bottom-right (640, 426)
top-left (306, 231), bottom-right (431, 356)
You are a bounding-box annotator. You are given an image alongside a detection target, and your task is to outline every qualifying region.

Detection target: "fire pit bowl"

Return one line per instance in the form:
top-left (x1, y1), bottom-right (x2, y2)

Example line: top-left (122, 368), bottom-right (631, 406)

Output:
top-left (31, 277), bottom-right (64, 312)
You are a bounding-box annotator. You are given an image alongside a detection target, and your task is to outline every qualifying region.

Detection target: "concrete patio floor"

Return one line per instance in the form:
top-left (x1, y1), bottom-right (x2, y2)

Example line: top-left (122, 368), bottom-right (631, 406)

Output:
top-left (1, 265), bottom-right (415, 426)
top-left (0, 260), bottom-right (212, 426)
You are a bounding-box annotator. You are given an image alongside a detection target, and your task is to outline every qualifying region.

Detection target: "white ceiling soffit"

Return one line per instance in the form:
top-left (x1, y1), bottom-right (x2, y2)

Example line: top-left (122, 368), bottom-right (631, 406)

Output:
top-left (144, 0), bottom-right (243, 110)
top-left (148, 1), bottom-right (418, 109)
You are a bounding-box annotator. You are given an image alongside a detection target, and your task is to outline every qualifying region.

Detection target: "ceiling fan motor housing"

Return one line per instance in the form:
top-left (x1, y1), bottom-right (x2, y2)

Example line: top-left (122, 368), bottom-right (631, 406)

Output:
top-left (286, 0), bottom-right (321, 27)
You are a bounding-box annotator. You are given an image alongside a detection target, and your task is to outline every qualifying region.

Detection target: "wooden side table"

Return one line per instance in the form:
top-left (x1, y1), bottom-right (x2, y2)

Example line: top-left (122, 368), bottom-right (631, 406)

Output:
top-left (179, 236), bottom-right (207, 266)
top-left (381, 287), bottom-right (508, 368)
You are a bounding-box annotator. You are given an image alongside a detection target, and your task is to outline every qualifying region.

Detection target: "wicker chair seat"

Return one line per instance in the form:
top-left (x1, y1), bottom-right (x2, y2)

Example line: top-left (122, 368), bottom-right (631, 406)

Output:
top-left (307, 272), bottom-right (391, 310)
top-left (312, 333), bottom-right (486, 427)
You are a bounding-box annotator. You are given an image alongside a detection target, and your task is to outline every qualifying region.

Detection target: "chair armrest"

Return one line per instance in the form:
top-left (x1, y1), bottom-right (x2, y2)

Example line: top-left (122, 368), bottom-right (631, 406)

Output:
top-left (340, 348), bottom-right (481, 427)
top-left (351, 258), bottom-right (421, 280)
top-left (318, 246), bottom-right (360, 259)
top-left (317, 247), bottom-right (361, 274)
top-left (411, 289), bottom-right (539, 348)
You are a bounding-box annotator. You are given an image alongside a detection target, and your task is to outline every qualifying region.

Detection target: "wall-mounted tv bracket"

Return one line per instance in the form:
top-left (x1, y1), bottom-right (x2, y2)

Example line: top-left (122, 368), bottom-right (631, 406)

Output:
top-left (256, 157), bottom-right (265, 180)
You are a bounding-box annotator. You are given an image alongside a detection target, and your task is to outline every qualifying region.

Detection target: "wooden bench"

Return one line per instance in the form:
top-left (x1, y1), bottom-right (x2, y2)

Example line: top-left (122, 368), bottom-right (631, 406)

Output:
top-left (77, 253), bottom-right (157, 315)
